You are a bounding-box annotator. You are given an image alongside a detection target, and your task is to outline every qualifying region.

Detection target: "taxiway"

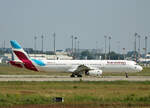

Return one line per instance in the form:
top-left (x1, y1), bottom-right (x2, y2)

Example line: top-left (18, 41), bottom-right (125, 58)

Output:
top-left (0, 75), bottom-right (150, 81)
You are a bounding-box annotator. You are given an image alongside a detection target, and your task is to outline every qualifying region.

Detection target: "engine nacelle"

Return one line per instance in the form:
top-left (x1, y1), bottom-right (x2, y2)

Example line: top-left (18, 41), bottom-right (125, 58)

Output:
top-left (86, 70), bottom-right (102, 76)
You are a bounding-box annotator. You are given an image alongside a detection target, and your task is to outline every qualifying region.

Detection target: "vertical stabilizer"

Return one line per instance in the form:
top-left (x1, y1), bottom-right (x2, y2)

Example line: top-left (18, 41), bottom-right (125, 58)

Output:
top-left (10, 40), bottom-right (38, 71)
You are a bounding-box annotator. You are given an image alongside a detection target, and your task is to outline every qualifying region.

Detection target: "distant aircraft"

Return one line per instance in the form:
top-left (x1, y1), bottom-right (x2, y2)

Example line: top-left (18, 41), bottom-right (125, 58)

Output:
top-left (9, 40), bottom-right (143, 77)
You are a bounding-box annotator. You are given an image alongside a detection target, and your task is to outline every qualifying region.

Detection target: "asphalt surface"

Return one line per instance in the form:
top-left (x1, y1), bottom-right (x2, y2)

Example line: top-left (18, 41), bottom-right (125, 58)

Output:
top-left (0, 75), bottom-right (150, 81)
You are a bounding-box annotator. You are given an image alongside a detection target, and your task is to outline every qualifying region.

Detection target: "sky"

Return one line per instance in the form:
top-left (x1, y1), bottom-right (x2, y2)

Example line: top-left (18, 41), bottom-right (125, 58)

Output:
top-left (0, 0), bottom-right (150, 53)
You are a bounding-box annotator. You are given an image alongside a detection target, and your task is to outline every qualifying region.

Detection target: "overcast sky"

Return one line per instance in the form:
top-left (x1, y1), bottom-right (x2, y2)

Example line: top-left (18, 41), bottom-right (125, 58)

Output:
top-left (0, 0), bottom-right (150, 53)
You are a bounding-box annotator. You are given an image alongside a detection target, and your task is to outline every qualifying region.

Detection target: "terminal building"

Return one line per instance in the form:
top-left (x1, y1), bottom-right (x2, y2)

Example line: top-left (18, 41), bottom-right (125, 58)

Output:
top-left (0, 51), bottom-right (73, 64)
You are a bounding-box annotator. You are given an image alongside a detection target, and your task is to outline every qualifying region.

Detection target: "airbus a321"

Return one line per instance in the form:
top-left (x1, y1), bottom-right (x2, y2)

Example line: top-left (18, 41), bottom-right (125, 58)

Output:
top-left (9, 40), bottom-right (143, 77)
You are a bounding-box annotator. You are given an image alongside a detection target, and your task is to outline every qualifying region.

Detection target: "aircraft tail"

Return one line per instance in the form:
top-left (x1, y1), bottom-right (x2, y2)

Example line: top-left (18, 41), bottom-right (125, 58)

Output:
top-left (10, 40), bottom-right (30, 61)
top-left (10, 40), bottom-right (38, 71)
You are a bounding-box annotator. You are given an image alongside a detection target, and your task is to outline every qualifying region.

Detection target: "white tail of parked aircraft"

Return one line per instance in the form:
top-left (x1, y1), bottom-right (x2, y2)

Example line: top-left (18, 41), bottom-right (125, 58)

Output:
top-left (9, 40), bottom-right (143, 77)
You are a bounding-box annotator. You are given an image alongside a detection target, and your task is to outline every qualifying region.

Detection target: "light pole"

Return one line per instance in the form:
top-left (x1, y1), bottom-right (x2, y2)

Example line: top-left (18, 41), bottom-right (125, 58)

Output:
top-left (138, 35), bottom-right (141, 59)
top-left (108, 36), bottom-right (111, 60)
top-left (4, 40), bottom-right (5, 50)
top-left (53, 32), bottom-right (56, 55)
top-left (71, 35), bottom-right (74, 57)
top-left (116, 41), bottom-right (120, 60)
top-left (77, 40), bottom-right (80, 59)
top-left (145, 36), bottom-right (148, 57)
top-left (49, 34), bottom-right (51, 54)
top-left (74, 37), bottom-right (77, 59)
top-left (2, 40), bottom-right (5, 54)
top-left (123, 48), bottom-right (125, 60)
top-left (143, 48), bottom-right (146, 66)
top-left (134, 33), bottom-right (137, 61)
top-left (41, 35), bottom-right (44, 55)
top-left (34, 36), bottom-right (37, 58)
top-left (104, 35), bottom-right (107, 60)
top-left (96, 41), bottom-right (98, 59)
top-left (145, 36), bottom-right (148, 66)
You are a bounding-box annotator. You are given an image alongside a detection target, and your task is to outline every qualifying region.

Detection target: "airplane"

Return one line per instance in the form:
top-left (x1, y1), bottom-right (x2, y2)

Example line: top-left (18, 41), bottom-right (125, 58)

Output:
top-left (9, 40), bottom-right (143, 77)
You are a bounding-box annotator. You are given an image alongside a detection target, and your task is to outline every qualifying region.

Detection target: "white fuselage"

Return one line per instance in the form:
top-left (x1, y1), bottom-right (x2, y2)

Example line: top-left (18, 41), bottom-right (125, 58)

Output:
top-left (35, 60), bottom-right (143, 73)
top-left (9, 40), bottom-right (143, 74)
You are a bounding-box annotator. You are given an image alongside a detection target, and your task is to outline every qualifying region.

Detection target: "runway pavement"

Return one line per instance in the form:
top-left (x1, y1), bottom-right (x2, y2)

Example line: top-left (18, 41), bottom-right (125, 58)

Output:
top-left (0, 75), bottom-right (150, 81)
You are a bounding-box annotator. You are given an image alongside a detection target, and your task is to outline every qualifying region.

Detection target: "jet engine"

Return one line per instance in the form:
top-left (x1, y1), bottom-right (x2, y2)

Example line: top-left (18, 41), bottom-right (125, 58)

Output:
top-left (85, 69), bottom-right (102, 76)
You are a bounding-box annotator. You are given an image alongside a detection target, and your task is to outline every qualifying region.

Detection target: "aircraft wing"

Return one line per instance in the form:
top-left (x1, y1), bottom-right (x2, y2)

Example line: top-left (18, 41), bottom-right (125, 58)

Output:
top-left (68, 64), bottom-right (99, 74)
top-left (68, 64), bottom-right (102, 77)
top-left (68, 65), bottom-right (79, 72)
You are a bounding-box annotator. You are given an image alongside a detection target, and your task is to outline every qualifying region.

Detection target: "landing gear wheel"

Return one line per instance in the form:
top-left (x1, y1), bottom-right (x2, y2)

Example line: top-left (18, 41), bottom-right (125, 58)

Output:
top-left (125, 72), bottom-right (128, 78)
top-left (70, 74), bottom-right (75, 77)
top-left (77, 74), bottom-right (82, 77)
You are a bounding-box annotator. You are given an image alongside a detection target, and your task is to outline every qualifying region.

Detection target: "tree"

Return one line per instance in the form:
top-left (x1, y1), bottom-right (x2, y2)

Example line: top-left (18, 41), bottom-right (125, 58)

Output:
top-left (80, 50), bottom-right (94, 59)
top-left (126, 51), bottom-right (138, 57)
top-left (107, 51), bottom-right (124, 60)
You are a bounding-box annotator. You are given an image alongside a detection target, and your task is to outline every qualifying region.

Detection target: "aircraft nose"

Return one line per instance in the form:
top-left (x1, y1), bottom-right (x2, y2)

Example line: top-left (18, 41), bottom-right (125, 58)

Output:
top-left (137, 66), bottom-right (143, 72)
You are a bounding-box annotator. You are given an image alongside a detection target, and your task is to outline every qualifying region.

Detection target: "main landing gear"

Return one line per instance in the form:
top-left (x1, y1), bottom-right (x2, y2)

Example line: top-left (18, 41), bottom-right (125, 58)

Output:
top-left (70, 74), bottom-right (82, 77)
top-left (70, 74), bottom-right (75, 77)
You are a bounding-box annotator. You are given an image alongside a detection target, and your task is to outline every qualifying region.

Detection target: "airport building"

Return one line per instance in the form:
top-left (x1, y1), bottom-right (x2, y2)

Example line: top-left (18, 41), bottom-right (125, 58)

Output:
top-left (0, 52), bottom-right (73, 64)
top-left (29, 52), bottom-right (73, 60)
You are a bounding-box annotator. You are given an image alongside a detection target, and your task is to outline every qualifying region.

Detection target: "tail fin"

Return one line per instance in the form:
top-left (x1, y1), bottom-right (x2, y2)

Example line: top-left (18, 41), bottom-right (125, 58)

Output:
top-left (10, 40), bottom-right (30, 61)
top-left (10, 40), bottom-right (38, 71)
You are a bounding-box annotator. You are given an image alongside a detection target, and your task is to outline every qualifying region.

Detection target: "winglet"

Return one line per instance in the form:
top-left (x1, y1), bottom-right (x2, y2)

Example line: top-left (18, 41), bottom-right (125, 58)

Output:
top-left (10, 40), bottom-right (22, 49)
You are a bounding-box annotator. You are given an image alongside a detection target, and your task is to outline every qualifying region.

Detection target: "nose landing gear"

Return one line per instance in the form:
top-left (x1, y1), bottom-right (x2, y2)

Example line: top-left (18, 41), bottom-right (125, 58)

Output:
top-left (125, 72), bottom-right (128, 78)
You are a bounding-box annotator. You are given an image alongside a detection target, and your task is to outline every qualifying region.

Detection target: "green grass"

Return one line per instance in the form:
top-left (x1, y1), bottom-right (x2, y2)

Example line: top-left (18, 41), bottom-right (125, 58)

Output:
top-left (1, 64), bottom-right (150, 107)
top-left (0, 64), bottom-right (70, 76)
top-left (0, 94), bottom-right (52, 107)
top-left (0, 81), bottom-right (150, 107)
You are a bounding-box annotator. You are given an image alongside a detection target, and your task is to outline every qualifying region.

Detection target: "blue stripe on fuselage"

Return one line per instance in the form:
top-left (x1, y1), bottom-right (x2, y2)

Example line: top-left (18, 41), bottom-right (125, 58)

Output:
top-left (31, 59), bottom-right (46, 66)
